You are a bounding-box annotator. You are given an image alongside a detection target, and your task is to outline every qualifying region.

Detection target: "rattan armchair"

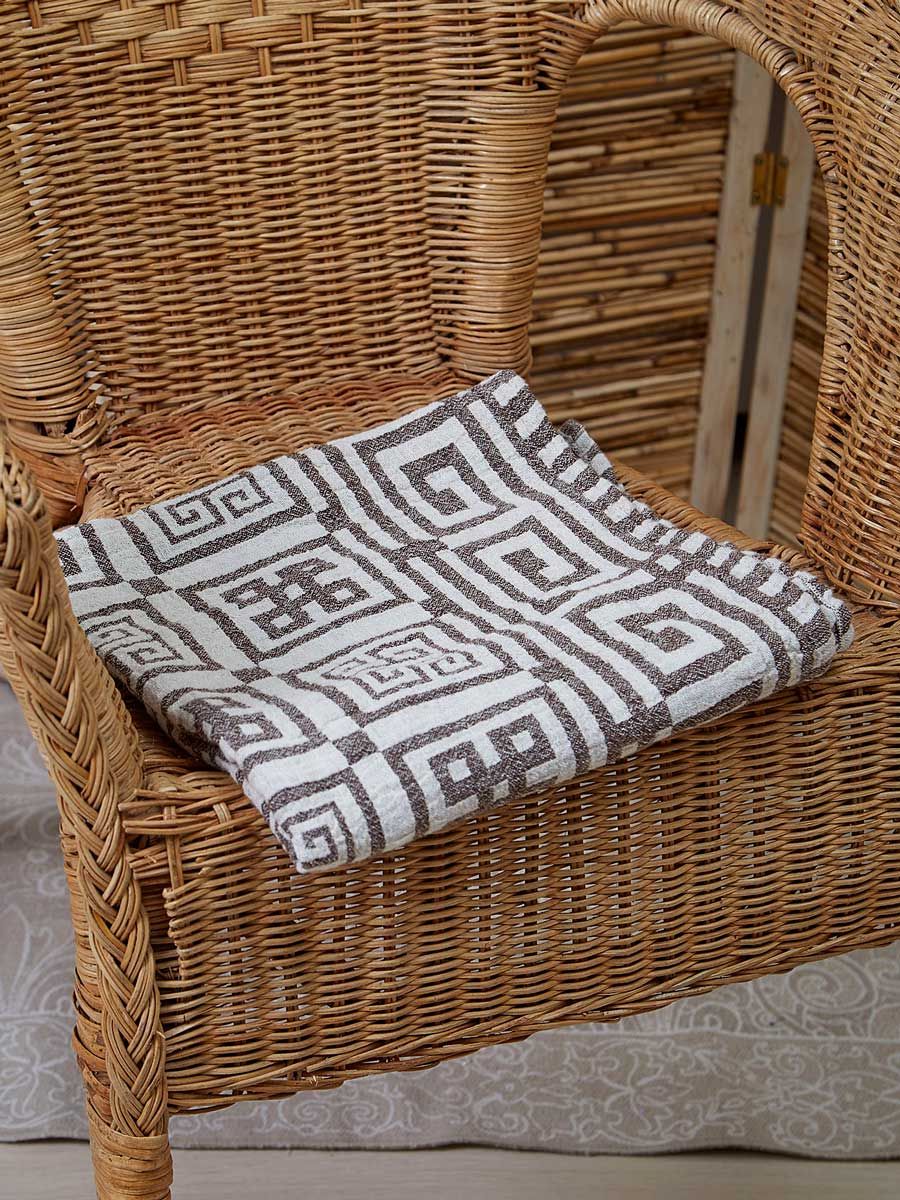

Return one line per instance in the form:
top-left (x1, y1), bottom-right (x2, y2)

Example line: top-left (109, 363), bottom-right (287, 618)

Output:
top-left (0, 3), bottom-right (898, 1197)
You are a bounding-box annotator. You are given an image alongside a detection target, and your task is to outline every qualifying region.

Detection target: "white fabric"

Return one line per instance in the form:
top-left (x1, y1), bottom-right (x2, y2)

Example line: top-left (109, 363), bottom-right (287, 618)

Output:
top-left (56, 372), bottom-right (852, 876)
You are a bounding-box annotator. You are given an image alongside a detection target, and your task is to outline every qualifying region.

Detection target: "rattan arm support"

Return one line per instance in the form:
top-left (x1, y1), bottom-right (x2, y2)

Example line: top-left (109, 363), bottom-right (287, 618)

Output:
top-left (0, 426), bottom-right (171, 1197)
top-left (574, 0), bottom-right (900, 604)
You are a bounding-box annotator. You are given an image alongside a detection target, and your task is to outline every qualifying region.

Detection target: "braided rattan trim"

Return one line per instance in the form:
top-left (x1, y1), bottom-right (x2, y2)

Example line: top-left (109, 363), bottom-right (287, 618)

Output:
top-left (0, 422), bottom-right (166, 1139)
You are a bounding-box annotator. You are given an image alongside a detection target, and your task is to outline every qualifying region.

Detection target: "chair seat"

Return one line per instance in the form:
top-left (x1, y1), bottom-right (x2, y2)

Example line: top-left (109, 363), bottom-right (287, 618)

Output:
top-left (79, 371), bottom-right (465, 519)
top-left (71, 374), bottom-right (900, 1116)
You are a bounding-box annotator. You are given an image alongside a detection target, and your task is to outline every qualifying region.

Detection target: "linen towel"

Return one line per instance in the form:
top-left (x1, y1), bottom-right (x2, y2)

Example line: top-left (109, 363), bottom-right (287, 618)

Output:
top-left (56, 372), bottom-right (853, 875)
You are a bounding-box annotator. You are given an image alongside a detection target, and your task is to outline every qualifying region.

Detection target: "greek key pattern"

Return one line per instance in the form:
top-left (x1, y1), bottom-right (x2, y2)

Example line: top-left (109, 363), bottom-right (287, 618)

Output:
top-left (57, 373), bottom-right (853, 874)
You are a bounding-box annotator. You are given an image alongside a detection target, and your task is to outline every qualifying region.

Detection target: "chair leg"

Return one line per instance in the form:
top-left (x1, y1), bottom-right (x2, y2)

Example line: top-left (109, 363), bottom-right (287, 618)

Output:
top-left (87, 1111), bottom-right (173, 1200)
top-left (67, 860), bottom-right (172, 1199)
top-left (77, 1030), bottom-right (172, 1200)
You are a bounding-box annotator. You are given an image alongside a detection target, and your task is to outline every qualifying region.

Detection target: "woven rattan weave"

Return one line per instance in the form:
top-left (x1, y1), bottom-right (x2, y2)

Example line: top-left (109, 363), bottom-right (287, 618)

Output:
top-left (0, 4), bottom-right (898, 1199)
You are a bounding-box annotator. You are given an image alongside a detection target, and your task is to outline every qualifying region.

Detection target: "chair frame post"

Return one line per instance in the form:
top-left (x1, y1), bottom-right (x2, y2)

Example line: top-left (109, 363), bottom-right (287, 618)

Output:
top-left (0, 428), bottom-right (171, 1199)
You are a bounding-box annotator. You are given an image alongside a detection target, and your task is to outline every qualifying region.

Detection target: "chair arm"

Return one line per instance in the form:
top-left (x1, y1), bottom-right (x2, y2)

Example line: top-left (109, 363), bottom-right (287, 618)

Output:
top-left (572, 0), bottom-right (900, 604)
top-left (0, 423), bottom-right (167, 1137)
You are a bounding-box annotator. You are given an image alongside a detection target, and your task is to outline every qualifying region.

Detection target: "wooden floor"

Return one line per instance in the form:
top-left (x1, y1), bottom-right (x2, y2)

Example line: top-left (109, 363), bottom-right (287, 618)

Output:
top-left (3, 1143), bottom-right (899, 1200)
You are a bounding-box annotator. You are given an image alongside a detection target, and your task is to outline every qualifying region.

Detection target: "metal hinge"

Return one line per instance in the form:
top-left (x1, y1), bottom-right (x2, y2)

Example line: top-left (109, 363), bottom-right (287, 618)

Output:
top-left (751, 151), bottom-right (789, 207)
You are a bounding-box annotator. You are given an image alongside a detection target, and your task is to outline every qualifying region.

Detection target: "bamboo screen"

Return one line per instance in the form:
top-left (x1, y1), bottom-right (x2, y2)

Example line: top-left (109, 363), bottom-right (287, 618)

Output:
top-left (530, 22), bottom-right (735, 500)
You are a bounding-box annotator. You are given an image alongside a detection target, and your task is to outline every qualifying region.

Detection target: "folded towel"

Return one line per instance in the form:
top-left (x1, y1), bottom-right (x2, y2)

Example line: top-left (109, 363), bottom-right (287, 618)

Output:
top-left (56, 372), bottom-right (853, 875)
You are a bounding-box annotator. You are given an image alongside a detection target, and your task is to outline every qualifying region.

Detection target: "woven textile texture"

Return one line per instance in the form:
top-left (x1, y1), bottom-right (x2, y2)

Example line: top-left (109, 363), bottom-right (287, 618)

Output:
top-left (56, 373), bottom-right (853, 876)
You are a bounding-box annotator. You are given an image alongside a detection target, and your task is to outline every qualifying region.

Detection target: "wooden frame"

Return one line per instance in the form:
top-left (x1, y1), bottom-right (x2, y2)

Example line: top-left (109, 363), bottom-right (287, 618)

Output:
top-left (736, 99), bottom-right (816, 537)
top-left (690, 53), bottom-right (773, 518)
top-left (692, 54), bottom-right (815, 532)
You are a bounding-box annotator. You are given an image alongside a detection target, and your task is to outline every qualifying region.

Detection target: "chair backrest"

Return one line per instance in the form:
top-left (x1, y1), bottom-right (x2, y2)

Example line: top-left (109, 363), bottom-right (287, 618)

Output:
top-left (0, 3), bottom-right (567, 429)
top-left (0, 0), bottom-right (898, 603)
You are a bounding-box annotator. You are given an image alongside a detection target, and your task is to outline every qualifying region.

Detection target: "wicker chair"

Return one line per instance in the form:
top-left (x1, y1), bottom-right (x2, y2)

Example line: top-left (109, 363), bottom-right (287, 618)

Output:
top-left (0, 2), bottom-right (898, 1197)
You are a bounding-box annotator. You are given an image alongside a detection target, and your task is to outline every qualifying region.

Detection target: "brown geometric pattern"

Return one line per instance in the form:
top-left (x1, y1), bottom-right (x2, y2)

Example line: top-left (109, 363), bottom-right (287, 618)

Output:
top-left (56, 374), bottom-right (853, 875)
